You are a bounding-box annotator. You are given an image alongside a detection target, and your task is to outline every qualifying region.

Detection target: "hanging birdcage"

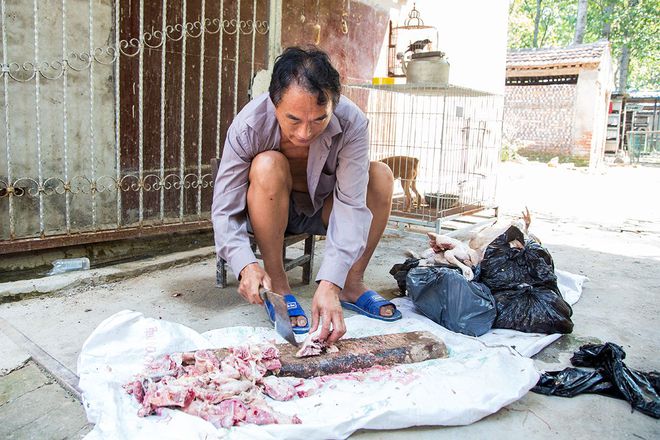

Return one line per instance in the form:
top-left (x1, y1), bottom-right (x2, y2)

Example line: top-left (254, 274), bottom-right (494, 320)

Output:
top-left (388, 3), bottom-right (439, 77)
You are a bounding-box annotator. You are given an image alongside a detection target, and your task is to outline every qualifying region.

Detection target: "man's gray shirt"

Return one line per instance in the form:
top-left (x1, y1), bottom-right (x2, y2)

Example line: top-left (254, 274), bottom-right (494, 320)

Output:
top-left (211, 93), bottom-right (373, 289)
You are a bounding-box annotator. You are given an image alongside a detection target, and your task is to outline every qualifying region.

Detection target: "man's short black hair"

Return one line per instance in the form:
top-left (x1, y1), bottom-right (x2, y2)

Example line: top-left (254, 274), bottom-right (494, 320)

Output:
top-left (269, 46), bottom-right (341, 108)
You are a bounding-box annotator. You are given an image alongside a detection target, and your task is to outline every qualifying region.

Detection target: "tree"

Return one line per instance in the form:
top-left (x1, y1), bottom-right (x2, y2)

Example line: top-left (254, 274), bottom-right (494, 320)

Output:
top-left (508, 0), bottom-right (578, 49)
top-left (618, 0), bottom-right (638, 93)
top-left (601, 0), bottom-right (616, 39)
top-left (573, 0), bottom-right (588, 44)
top-left (533, 0), bottom-right (542, 47)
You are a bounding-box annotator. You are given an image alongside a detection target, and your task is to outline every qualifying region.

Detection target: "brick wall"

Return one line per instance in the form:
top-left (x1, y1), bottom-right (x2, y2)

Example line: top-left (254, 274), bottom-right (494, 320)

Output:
top-left (574, 132), bottom-right (593, 158)
top-left (503, 84), bottom-right (577, 159)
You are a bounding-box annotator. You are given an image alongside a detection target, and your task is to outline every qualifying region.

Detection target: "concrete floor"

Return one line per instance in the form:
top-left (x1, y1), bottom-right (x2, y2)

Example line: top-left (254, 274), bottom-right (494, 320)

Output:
top-left (1, 161), bottom-right (659, 439)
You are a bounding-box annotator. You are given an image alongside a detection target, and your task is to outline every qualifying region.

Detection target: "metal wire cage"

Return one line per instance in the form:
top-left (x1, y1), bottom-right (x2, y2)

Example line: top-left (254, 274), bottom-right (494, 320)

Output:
top-left (343, 83), bottom-right (503, 231)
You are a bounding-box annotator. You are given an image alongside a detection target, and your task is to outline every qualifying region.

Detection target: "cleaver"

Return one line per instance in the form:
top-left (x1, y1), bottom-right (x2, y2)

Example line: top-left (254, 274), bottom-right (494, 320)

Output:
top-left (260, 289), bottom-right (299, 347)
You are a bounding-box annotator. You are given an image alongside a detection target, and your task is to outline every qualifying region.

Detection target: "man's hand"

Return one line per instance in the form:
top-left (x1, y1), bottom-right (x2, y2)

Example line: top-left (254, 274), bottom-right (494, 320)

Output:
top-left (238, 263), bottom-right (271, 304)
top-left (310, 281), bottom-right (346, 344)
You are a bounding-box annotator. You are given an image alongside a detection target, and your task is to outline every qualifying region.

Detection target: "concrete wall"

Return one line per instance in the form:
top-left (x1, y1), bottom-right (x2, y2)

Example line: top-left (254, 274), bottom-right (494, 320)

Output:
top-left (572, 51), bottom-right (612, 167)
top-left (572, 70), bottom-right (599, 162)
top-left (589, 48), bottom-right (613, 167)
top-left (279, 0), bottom-right (390, 84)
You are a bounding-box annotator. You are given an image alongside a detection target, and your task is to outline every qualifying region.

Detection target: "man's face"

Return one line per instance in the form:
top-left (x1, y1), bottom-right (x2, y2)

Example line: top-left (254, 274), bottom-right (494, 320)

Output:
top-left (274, 85), bottom-right (333, 148)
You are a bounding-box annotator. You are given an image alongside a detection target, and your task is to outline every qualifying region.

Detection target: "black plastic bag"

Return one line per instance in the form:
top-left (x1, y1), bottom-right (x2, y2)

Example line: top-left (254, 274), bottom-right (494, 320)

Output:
top-left (406, 265), bottom-right (496, 337)
top-left (492, 283), bottom-right (573, 334)
top-left (389, 257), bottom-right (420, 295)
top-left (571, 343), bottom-right (660, 417)
top-left (532, 342), bottom-right (660, 418)
top-left (533, 368), bottom-right (618, 397)
top-left (480, 226), bottom-right (559, 293)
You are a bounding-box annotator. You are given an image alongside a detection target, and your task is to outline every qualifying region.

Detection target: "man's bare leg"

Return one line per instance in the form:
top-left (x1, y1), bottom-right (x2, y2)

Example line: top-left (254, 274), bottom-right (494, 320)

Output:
top-left (322, 161), bottom-right (395, 317)
top-left (247, 152), bottom-right (306, 327)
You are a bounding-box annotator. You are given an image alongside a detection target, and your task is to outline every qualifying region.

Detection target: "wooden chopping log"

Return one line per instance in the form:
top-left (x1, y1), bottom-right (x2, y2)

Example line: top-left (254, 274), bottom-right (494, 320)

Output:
top-left (275, 331), bottom-right (447, 378)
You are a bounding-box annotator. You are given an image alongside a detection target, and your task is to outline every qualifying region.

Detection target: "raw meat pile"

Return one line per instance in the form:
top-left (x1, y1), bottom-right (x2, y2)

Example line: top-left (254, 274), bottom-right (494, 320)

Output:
top-left (295, 335), bottom-right (339, 358)
top-left (123, 343), bottom-right (308, 427)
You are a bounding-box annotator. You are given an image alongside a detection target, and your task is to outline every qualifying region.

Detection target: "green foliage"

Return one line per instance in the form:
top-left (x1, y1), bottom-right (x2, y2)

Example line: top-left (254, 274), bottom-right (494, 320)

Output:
top-left (500, 143), bottom-right (515, 162)
top-left (516, 149), bottom-right (590, 167)
top-left (500, 136), bottom-right (520, 162)
top-left (508, 0), bottom-right (660, 91)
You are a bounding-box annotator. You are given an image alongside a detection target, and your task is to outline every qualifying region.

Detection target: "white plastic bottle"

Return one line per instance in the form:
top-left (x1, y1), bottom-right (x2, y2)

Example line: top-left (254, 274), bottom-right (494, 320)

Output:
top-left (47, 257), bottom-right (90, 276)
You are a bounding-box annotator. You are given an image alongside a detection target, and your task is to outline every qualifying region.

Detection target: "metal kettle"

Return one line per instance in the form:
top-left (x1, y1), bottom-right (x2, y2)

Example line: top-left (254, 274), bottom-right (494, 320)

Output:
top-left (402, 51), bottom-right (450, 85)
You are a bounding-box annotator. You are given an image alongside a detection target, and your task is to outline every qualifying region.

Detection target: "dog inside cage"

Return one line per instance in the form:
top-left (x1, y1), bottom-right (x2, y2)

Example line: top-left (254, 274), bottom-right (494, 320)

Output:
top-left (379, 155), bottom-right (423, 211)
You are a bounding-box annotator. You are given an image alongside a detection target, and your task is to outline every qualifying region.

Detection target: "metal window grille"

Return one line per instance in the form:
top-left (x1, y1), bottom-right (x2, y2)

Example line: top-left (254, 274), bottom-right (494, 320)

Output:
top-left (0, 0), bottom-right (270, 253)
top-left (505, 75), bottom-right (578, 86)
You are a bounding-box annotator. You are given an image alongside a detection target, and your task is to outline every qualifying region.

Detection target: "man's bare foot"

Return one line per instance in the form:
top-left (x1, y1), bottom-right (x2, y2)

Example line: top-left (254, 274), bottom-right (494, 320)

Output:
top-left (267, 291), bottom-right (308, 329)
top-left (340, 285), bottom-right (394, 317)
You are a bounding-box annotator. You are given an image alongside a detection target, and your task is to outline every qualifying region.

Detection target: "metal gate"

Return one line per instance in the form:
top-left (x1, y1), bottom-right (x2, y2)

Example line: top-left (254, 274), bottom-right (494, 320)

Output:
top-left (0, 0), bottom-right (271, 254)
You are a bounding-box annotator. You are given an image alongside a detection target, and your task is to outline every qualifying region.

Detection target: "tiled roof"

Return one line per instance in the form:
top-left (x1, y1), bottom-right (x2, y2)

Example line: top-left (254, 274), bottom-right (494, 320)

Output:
top-left (507, 40), bottom-right (609, 70)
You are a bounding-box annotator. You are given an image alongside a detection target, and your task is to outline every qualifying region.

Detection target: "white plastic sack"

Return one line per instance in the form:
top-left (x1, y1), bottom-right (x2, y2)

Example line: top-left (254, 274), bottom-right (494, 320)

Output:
top-left (79, 310), bottom-right (539, 440)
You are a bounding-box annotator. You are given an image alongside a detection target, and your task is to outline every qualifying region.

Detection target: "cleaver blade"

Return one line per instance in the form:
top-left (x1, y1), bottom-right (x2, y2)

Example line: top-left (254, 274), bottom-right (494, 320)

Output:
top-left (260, 289), bottom-right (299, 347)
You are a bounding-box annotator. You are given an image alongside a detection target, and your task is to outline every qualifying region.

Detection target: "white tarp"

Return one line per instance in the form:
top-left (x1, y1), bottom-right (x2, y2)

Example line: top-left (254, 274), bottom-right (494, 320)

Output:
top-left (78, 270), bottom-right (586, 440)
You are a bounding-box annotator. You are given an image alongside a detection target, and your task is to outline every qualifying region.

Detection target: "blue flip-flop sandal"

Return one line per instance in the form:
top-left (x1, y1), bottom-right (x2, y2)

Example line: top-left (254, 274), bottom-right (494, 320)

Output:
top-left (340, 290), bottom-right (402, 322)
top-left (264, 293), bottom-right (310, 335)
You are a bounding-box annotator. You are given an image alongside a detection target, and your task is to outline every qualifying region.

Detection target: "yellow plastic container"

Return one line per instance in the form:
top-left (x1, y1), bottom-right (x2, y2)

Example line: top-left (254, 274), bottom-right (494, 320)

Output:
top-left (371, 77), bottom-right (395, 85)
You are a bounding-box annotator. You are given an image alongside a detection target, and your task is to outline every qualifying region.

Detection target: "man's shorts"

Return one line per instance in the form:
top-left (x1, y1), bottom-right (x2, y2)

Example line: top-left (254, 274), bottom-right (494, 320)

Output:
top-left (247, 193), bottom-right (327, 236)
top-left (286, 198), bottom-right (327, 236)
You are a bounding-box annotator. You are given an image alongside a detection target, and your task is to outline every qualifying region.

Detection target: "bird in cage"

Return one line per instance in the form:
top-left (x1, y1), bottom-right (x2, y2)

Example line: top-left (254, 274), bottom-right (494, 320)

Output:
top-left (405, 39), bottom-right (431, 54)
